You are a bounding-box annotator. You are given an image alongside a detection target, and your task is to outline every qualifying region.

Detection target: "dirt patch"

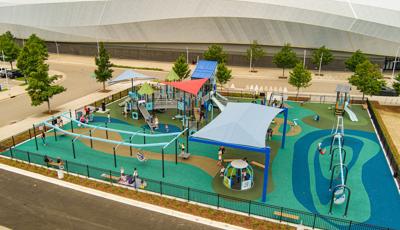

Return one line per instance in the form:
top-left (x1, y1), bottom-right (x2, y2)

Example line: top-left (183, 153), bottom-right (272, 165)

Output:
top-left (376, 105), bottom-right (400, 156)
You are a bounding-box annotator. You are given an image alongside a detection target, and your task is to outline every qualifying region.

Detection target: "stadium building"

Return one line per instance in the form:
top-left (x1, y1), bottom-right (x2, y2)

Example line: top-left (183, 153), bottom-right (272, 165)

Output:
top-left (0, 0), bottom-right (399, 70)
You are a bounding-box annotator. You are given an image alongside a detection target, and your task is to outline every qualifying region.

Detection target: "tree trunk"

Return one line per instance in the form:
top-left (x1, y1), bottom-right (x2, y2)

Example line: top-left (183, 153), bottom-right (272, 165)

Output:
top-left (102, 81), bottom-right (106, 91)
top-left (9, 62), bottom-right (13, 70)
top-left (47, 100), bottom-right (51, 114)
top-left (282, 68), bottom-right (285, 78)
top-left (296, 88), bottom-right (300, 98)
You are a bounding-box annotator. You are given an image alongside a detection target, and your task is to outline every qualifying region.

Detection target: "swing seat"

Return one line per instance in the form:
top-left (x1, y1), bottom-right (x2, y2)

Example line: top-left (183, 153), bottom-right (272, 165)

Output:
top-left (334, 194), bottom-right (346, 205)
top-left (137, 152), bottom-right (147, 162)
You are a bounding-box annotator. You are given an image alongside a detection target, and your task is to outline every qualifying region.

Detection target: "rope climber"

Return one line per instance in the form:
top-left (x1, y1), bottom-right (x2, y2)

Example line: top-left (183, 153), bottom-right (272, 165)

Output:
top-left (317, 142), bottom-right (326, 155)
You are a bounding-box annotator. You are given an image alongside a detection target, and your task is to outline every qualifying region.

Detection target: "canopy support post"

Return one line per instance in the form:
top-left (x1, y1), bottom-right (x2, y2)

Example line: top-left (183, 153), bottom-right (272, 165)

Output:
top-left (281, 108), bottom-right (288, 149)
top-left (262, 147), bottom-right (271, 202)
top-left (162, 148), bottom-right (165, 178)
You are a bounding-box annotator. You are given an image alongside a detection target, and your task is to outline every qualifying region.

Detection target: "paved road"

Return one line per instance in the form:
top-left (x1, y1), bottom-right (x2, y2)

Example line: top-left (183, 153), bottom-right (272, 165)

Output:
top-left (0, 169), bottom-right (218, 230)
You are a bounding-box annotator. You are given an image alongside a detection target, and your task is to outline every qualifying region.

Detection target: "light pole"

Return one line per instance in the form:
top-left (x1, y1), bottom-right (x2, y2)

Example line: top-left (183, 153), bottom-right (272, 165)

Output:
top-left (186, 47), bottom-right (189, 64)
top-left (55, 41), bottom-right (60, 56)
top-left (318, 52), bottom-right (324, 76)
top-left (392, 47), bottom-right (400, 80)
top-left (249, 48), bottom-right (253, 72)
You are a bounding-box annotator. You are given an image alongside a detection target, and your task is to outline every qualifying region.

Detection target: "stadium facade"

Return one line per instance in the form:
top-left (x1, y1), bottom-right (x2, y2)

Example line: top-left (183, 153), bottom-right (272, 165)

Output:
top-left (0, 0), bottom-right (399, 69)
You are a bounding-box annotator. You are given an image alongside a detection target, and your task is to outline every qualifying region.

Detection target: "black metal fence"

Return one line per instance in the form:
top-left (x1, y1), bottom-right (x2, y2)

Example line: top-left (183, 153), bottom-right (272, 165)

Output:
top-left (366, 99), bottom-right (400, 186)
top-left (0, 148), bottom-right (392, 230)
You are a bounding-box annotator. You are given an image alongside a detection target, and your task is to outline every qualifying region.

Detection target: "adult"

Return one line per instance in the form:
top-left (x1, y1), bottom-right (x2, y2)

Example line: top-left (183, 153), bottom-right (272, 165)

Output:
top-left (41, 132), bottom-right (46, 146)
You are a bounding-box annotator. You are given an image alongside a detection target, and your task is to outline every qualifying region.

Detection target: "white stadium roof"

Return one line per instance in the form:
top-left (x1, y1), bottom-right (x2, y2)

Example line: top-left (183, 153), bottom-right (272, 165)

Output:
top-left (0, 0), bottom-right (399, 56)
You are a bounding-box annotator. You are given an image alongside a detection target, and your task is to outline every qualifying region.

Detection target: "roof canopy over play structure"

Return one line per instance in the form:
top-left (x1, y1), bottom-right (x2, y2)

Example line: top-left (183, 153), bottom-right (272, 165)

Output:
top-left (190, 102), bottom-right (289, 202)
top-left (163, 78), bottom-right (208, 95)
top-left (192, 103), bottom-right (284, 148)
top-left (191, 60), bottom-right (218, 80)
top-left (110, 69), bottom-right (154, 83)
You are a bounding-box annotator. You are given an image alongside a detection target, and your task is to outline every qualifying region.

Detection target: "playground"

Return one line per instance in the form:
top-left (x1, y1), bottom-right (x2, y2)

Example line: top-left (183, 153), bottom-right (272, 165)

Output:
top-left (2, 63), bottom-right (400, 229)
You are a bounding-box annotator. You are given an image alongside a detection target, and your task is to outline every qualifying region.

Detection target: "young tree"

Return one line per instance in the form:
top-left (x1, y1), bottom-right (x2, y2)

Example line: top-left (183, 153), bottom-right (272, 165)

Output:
top-left (311, 46), bottom-right (333, 75)
top-left (215, 63), bottom-right (232, 90)
top-left (392, 73), bottom-right (400, 95)
top-left (289, 63), bottom-right (312, 97)
top-left (273, 43), bottom-right (299, 78)
top-left (17, 34), bottom-right (48, 83)
top-left (172, 54), bottom-right (190, 80)
top-left (246, 40), bottom-right (265, 72)
top-left (26, 61), bottom-right (66, 113)
top-left (204, 44), bottom-right (227, 64)
top-left (94, 42), bottom-right (113, 91)
top-left (0, 31), bottom-right (20, 70)
top-left (345, 49), bottom-right (368, 72)
top-left (349, 60), bottom-right (385, 101)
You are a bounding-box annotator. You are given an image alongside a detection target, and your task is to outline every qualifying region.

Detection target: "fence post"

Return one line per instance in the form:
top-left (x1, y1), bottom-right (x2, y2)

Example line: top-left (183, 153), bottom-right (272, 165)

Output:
top-left (65, 160), bottom-right (69, 173)
top-left (105, 122), bottom-right (109, 139)
top-left (279, 207), bottom-right (283, 222)
top-left (348, 221), bottom-right (352, 230)
top-left (160, 181), bottom-right (163, 195)
top-left (312, 214), bottom-right (316, 229)
top-left (9, 147), bottom-right (14, 158)
top-left (187, 187), bottom-right (190, 202)
top-left (109, 170), bottom-right (113, 185)
top-left (113, 147), bottom-right (117, 168)
top-left (248, 200), bottom-right (251, 216)
top-left (217, 194), bottom-right (220, 208)
top-left (29, 129), bottom-right (32, 139)
top-left (89, 130), bottom-right (93, 148)
top-left (86, 165), bottom-right (90, 178)
top-left (27, 151), bottom-right (31, 163)
top-left (12, 136), bottom-right (15, 147)
top-left (33, 124), bottom-right (38, 151)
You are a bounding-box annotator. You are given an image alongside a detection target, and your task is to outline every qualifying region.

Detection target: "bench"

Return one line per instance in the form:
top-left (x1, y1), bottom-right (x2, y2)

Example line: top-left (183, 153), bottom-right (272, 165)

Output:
top-left (101, 173), bottom-right (120, 181)
top-left (47, 162), bottom-right (62, 168)
top-left (250, 161), bottom-right (265, 169)
top-left (273, 211), bottom-right (300, 220)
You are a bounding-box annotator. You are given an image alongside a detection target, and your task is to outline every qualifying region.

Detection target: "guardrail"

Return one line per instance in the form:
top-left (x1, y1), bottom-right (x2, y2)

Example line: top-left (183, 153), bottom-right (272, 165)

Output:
top-left (0, 147), bottom-right (392, 230)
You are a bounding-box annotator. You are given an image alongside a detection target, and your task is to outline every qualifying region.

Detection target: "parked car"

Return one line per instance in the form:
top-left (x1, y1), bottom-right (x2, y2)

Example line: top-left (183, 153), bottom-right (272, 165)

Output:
top-left (6, 69), bottom-right (23, 79)
top-left (377, 86), bottom-right (398, 96)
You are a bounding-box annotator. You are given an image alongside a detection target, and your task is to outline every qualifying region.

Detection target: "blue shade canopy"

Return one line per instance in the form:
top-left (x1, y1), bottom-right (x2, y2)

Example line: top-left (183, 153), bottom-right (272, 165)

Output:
top-left (110, 69), bottom-right (154, 83)
top-left (191, 60), bottom-right (218, 79)
top-left (192, 103), bottom-right (283, 148)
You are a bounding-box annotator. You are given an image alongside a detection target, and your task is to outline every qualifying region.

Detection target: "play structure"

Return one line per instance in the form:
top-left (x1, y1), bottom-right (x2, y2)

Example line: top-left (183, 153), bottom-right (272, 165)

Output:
top-left (335, 84), bottom-right (358, 122)
top-left (327, 116), bottom-right (351, 216)
top-left (223, 159), bottom-right (254, 190)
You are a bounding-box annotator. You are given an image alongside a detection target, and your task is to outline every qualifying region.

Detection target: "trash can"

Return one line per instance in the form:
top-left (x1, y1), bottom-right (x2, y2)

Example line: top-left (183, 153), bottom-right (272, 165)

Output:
top-left (57, 165), bottom-right (64, 179)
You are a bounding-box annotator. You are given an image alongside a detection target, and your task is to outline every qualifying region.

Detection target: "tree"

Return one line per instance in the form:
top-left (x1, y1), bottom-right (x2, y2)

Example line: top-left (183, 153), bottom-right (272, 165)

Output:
top-left (0, 31), bottom-right (20, 70)
top-left (273, 43), bottom-right (299, 78)
top-left (349, 60), bottom-right (385, 101)
top-left (204, 44), bottom-right (227, 63)
top-left (289, 63), bottom-right (312, 97)
top-left (17, 34), bottom-right (48, 83)
top-left (246, 40), bottom-right (265, 72)
top-left (26, 61), bottom-right (66, 113)
top-left (311, 46), bottom-right (333, 75)
top-left (345, 50), bottom-right (368, 72)
top-left (215, 63), bottom-right (232, 90)
top-left (172, 54), bottom-right (190, 80)
top-left (94, 42), bottom-right (113, 91)
top-left (392, 74), bottom-right (400, 95)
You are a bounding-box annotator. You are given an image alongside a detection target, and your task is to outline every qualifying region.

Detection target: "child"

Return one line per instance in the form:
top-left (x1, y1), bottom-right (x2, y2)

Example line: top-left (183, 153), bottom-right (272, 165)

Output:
top-left (317, 143), bottom-right (326, 155)
top-left (41, 132), bottom-right (46, 146)
top-left (107, 112), bottom-right (111, 123)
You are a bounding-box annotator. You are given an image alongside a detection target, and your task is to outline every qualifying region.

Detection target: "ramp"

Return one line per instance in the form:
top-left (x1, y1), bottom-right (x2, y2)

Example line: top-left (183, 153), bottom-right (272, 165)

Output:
top-left (344, 102), bottom-right (358, 122)
top-left (138, 103), bottom-right (157, 129)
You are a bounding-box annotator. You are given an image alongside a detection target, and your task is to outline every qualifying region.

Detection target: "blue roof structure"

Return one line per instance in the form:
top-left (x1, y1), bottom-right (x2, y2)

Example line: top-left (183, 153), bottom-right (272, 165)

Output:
top-left (110, 69), bottom-right (154, 83)
top-left (191, 60), bottom-right (218, 79)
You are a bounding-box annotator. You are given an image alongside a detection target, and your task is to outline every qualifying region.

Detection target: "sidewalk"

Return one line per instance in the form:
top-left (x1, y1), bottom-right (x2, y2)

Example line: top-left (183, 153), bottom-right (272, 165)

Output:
top-left (0, 80), bottom-right (137, 141)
